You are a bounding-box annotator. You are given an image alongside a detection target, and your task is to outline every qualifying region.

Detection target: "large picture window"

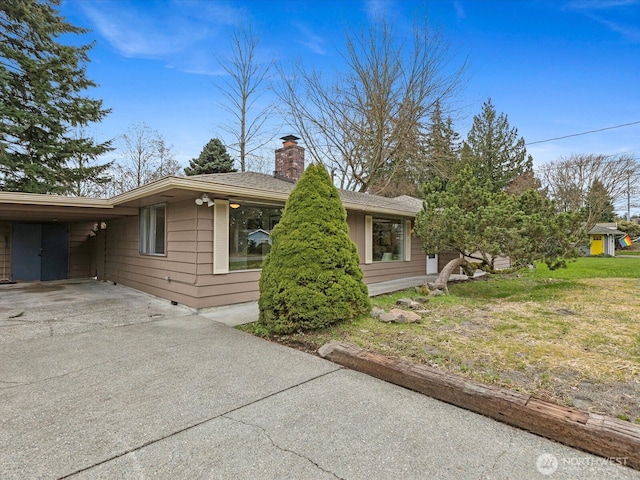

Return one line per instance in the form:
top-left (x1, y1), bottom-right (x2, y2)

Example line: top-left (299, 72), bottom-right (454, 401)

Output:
top-left (229, 203), bottom-right (282, 271)
top-left (139, 203), bottom-right (166, 255)
top-left (373, 217), bottom-right (404, 262)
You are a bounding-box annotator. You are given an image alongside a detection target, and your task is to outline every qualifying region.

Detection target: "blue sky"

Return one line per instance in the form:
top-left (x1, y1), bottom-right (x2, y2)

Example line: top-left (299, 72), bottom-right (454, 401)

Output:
top-left (59, 0), bottom-right (640, 172)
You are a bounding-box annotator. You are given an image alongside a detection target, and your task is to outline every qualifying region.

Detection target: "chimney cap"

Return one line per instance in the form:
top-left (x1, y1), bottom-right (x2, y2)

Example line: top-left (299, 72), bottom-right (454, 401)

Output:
top-left (280, 135), bottom-right (300, 143)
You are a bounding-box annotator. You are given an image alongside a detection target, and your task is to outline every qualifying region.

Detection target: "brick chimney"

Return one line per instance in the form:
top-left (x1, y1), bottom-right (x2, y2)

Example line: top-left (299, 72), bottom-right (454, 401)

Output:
top-left (274, 135), bottom-right (304, 182)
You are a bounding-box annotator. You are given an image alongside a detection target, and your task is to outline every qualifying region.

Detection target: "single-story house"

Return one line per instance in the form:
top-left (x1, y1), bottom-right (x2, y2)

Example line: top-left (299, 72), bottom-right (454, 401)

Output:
top-left (0, 136), bottom-right (440, 309)
top-left (587, 223), bottom-right (626, 256)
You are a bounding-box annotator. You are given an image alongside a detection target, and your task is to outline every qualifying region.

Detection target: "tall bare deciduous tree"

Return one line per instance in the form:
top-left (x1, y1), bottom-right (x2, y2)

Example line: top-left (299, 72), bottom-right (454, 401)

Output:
top-left (118, 123), bottom-right (158, 190)
top-left (278, 16), bottom-right (466, 194)
top-left (151, 136), bottom-right (181, 180)
top-left (216, 26), bottom-right (276, 173)
top-left (538, 153), bottom-right (640, 222)
top-left (103, 123), bottom-right (181, 196)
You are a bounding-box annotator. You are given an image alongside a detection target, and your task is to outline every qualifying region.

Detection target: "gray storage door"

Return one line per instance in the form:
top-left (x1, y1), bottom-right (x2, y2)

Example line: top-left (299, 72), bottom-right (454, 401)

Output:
top-left (11, 223), bottom-right (68, 281)
top-left (41, 224), bottom-right (69, 281)
top-left (11, 224), bottom-right (42, 281)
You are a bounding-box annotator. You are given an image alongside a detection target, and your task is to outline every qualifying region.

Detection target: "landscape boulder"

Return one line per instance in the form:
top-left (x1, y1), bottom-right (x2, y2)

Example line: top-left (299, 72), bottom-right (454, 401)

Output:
top-left (379, 308), bottom-right (422, 324)
top-left (396, 298), bottom-right (425, 310)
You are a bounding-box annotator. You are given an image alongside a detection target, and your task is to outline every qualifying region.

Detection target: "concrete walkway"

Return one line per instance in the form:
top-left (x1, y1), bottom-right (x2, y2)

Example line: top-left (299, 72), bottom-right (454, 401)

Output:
top-left (200, 275), bottom-right (437, 327)
top-left (1, 280), bottom-right (638, 479)
top-left (200, 274), bottom-right (487, 327)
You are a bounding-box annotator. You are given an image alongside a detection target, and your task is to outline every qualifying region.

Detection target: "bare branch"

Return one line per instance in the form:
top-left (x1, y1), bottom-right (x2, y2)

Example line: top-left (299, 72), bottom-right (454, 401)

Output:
top-left (276, 15), bottom-right (466, 194)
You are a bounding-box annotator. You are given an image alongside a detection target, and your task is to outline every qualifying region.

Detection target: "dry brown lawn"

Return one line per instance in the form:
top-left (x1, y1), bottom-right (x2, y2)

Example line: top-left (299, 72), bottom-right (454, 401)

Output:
top-left (254, 274), bottom-right (640, 423)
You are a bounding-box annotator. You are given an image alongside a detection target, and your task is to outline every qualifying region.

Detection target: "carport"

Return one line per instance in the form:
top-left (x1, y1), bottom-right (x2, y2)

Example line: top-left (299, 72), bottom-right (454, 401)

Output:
top-left (0, 192), bottom-right (135, 283)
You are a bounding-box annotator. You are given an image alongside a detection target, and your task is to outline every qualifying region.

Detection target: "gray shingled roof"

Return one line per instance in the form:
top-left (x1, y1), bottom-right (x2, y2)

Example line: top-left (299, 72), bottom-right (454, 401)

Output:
top-left (587, 225), bottom-right (626, 235)
top-left (192, 172), bottom-right (423, 215)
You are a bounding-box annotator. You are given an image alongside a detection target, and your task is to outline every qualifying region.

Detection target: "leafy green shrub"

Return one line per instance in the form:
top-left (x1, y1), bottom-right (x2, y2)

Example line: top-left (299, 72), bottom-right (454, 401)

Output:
top-left (258, 164), bottom-right (370, 334)
top-left (617, 220), bottom-right (640, 241)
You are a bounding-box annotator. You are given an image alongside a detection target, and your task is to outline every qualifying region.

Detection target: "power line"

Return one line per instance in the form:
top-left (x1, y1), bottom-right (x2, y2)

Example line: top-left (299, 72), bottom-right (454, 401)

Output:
top-left (526, 120), bottom-right (640, 146)
top-left (533, 150), bottom-right (640, 172)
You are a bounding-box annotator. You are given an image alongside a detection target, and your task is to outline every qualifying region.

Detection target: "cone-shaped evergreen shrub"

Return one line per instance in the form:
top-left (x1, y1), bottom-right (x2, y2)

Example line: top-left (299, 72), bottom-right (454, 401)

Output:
top-left (258, 164), bottom-right (370, 334)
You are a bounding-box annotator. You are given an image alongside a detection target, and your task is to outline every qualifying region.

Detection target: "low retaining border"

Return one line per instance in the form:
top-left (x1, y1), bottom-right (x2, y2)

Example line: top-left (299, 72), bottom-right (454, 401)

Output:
top-left (318, 340), bottom-right (640, 471)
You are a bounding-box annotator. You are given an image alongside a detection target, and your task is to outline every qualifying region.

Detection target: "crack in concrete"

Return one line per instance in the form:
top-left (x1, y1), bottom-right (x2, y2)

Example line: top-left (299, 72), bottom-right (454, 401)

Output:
top-left (477, 428), bottom-right (516, 480)
top-left (0, 380), bottom-right (26, 389)
top-left (57, 367), bottom-right (343, 479)
top-left (222, 415), bottom-right (345, 479)
top-left (0, 325), bottom-right (206, 390)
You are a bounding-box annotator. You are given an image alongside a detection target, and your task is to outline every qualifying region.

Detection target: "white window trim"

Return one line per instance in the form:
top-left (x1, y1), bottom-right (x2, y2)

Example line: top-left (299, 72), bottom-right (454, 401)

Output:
top-left (364, 215), bottom-right (373, 264)
top-left (139, 203), bottom-right (166, 256)
top-left (213, 200), bottom-right (229, 274)
top-left (405, 219), bottom-right (412, 262)
top-left (370, 216), bottom-right (407, 262)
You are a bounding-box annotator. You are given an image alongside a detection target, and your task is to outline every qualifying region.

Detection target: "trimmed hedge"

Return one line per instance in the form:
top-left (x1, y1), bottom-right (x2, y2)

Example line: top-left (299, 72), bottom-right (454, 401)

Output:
top-left (258, 164), bottom-right (370, 334)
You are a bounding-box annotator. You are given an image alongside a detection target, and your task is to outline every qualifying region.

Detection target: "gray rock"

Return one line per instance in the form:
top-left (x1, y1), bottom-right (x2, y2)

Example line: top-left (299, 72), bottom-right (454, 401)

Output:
top-left (396, 298), bottom-right (423, 310)
top-left (431, 289), bottom-right (445, 297)
top-left (370, 307), bottom-right (386, 319)
top-left (379, 308), bottom-right (421, 324)
top-left (396, 298), bottom-right (414, 306)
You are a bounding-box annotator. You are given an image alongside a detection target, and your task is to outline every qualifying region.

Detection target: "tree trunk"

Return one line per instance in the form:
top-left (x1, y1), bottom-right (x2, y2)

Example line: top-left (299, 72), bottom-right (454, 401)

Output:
top-left (431, 257), bottom-right (476, 292)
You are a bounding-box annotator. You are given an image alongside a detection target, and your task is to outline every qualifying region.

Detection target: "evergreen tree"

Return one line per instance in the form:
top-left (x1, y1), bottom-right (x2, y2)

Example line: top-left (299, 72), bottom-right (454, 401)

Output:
top-left (65, 140), bottom-right (113, 196)
top-left (258, 164), bottom-right (370, 334)
top-left (415, 165), bottom-right (583, 289)
top-left (184, 138), bottom-right (236, 175)
top-left (422, 100), bottom-right (461, 185)
top-left (584, 178), bottom-right (616, 228)
top-left (0, 0), bottom-right (111, 194)
top-left (461, 98), bottom-right (532, 192)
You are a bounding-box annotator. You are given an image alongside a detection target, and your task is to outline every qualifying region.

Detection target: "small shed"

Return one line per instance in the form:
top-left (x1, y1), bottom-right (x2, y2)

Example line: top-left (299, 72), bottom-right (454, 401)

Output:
top-left (587, 223), bottom-right (625, 256)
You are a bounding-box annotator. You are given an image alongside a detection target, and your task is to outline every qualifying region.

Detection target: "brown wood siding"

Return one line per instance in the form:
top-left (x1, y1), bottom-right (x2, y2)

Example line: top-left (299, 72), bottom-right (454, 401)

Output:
top-left (437, 251), bottom-right (511, 273)
top-left (361, 233), bottom-right (426, 284)
top-left (94, 228), bottom-right (106, 280)
top-left (439, 250), bottom-right (461, 272)
top-left (103, 200), bottom-right (202, 307)
top-left (68, 222), bottom-right (96, 279)
top-left (102, 202), bottom-right (428, 309)
top-left (0, 222), bottom-right (10, 281)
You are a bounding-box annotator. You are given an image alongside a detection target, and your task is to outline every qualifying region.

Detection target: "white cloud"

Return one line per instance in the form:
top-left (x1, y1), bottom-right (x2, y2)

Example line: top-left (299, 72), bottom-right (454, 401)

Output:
top-left (568, 0), bottom-right (639, 9)
top-left (77, 0), bottom-right (240, 59)
top-left (292, 22), bottom-right (328, 56)
top-left (593, 16), bottom-right (640, 41)
top-left (454, 0), bottom-right (466, 20)
top-left (565, 0), bottom-right (640, 42)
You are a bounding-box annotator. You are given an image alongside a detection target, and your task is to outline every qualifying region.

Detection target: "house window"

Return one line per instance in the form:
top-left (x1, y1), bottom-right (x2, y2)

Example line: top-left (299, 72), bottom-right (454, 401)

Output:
top-left (229, 203), bottom-right (282, 271)
top-left (373, 217), bottom-right (404, 261)
top-left (139, 203), bottom-right (166, 255)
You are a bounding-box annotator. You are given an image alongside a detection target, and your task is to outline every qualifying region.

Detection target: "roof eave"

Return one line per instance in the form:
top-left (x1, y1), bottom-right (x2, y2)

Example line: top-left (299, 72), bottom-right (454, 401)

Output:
top-left (0, 191), bottom-right (113, 209)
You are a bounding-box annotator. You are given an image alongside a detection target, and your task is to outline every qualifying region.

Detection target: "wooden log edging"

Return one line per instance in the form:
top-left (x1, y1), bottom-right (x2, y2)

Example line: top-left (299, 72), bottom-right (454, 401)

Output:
top-left (317, 340), bottom-right (640, 471)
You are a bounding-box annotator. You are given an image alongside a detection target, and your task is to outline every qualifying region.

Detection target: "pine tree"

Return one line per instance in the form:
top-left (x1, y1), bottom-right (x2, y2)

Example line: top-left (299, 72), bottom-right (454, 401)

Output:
top-left (416, 165), bottom-right (583, 287)
top-left (184, 138), bottom-right (236, 175)
top-left (0, 0), bottom-right (112, 194)
top-left (422, 100), bottom-right (461, 184)
top-left (461, 98), bottom-right (532, 192)
top-left (584, 178), bottom-right (616, 228)
top-left (258, 163), bottom-right (370, 334)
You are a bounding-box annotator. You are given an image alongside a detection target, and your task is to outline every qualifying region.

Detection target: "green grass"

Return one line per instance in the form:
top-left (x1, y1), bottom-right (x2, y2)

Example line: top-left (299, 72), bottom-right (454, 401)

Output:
top-left (527, 256), bottom-right (640, 279)
top-left (242, 255), bottom-right (640, 421)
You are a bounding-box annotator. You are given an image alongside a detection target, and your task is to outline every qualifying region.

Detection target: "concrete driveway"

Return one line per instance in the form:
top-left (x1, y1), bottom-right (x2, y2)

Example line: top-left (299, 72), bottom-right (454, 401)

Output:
top-left (1, 280), bottom-right (638, 480)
